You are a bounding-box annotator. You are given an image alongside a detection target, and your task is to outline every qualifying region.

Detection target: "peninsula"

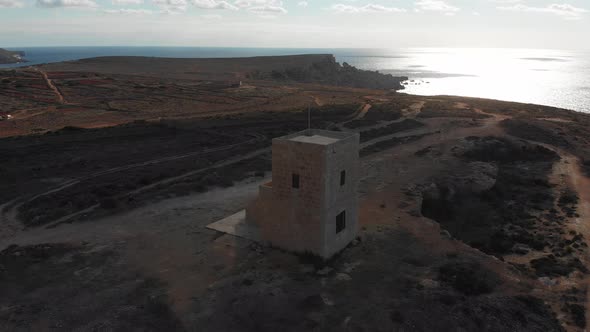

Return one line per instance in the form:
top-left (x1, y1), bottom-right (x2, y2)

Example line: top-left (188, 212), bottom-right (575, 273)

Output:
top-left (0, 48), bottom-right (26, 64)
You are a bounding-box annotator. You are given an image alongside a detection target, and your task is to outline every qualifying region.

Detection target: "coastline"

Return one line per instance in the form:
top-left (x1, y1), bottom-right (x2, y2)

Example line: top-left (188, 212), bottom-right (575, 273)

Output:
top-left (1, 53), bottom-right (588, 138)
top-left (398, 91), bottom-right (586, 115)
top-left (1, 48), bottom-right (588, 113)
top-left (0, 48), bottom-right (27, 65)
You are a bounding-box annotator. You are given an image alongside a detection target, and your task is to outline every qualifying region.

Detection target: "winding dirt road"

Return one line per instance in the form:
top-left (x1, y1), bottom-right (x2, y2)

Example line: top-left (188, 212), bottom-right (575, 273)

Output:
top-left (33, 68), bottom-right (65, 104)
top-left (549, 150), bottom-right (590, 329)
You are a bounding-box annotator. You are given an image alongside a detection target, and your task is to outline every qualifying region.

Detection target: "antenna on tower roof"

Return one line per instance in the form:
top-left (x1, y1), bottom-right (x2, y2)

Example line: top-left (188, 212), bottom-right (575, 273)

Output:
top-left (306, 101), bottom-right (312, 136)
top-left (308, 103), bottom-right (311, 130)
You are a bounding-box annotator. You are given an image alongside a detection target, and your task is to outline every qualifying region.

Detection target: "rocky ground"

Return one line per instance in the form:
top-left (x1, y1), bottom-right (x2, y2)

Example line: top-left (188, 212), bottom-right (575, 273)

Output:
top-left (1, 58), bottom-right (590, 331)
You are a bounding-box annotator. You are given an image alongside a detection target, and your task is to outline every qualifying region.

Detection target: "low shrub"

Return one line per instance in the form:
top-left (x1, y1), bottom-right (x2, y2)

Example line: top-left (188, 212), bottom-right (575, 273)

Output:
top-left (438, 261), bottom-right (500, 295)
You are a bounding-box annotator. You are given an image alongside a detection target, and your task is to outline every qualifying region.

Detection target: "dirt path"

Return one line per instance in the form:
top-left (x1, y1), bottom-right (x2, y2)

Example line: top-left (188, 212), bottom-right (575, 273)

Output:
top-left (499, 132), bottom-right (590, 330)
top-left (401, 101), bottom-right (425, 118)
top-left (33, 68), bottom-right (65, 104)
top-left (330, 102), bottom-right (371, 131)
top-left (360, 126), bottom-right (435, 150)
top-left (539, 117), bottom-right (574, 123)
top-left (569, 162), bottom-right (590, 329)
top-left (473, 107), bottom-right (511, 121)
top-left (549, 150), bottom-right (590, 328)
top-left (353, 103), bottom-right (372, 120)
top-left (313, 96), bottom-right (324, 107)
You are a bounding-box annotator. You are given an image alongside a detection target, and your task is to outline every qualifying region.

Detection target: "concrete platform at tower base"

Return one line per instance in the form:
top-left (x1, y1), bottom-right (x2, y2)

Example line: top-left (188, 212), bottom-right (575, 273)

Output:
top-left (206, 210), bottom-right (261, 242)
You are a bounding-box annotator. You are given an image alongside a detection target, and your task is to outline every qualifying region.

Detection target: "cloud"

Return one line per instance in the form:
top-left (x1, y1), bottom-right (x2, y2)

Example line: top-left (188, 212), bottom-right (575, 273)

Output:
top-left (149, 0), bottom-right (287, 14)
top-left (415, 0), bottom-right (459, 13)
top-left (36, 0), bottom-right (97, 7)
top-left (112, 0), bottom-right (143, 4)
top-left (153, 0), bottom-right (187, 12)
top-left (234, 0), bottom-right (286, 14)
top-left (103, 8), bottom-right (153, 13)
top-left (248, 4), bottom-right (287, 14)
top-left (0, 0), bottom-right (23, 7)
top-left (297, 1), bottom-right (307, 7)
top-left (234, 0), bottom-right (281, 7)
top-left (232, 0), bottom-right (286, 15)
top-left (498, 3), bottom-right (588, 20)
top-left (192, 0), bottom-right (237, 10)
top-left (331, 3), bottom-right (406, 13)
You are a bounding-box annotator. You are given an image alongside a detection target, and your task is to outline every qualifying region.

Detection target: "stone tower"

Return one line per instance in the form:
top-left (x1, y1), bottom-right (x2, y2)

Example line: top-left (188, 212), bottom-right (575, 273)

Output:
top-left (246, 129), bottom-right (359, 259)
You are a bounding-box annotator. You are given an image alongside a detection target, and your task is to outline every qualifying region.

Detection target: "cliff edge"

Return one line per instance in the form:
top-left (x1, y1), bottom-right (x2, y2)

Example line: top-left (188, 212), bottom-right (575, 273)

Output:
top-left (0, 48), bottom-right (26, 64)
top-left (248, 54), bottom-right (407, 90)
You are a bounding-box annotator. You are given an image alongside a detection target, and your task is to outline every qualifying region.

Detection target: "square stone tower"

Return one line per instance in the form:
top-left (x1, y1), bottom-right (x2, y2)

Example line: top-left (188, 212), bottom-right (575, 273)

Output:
top-left (246, 129), bottom-right (359, 259)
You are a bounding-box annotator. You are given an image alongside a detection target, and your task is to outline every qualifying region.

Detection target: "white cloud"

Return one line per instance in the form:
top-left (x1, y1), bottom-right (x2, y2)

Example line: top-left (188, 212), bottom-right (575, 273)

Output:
top-left (112, 0), bottom-right (143, 5)
top-left (192, 0), bottom-right (237, 10)
top-left (155, 0), bottom-right (268, 13)
top-left (153, 0), bottom-right (187, 12)
top-left (233, 0), bottom-right (286, 14)
top-left (0, 0), bottom-right (23, 7)
top-left (248, 4), bottom-right (287, 14)
top-left (498, 3), bottom-right (588, 20)
top-left (103, 8), bottom-right (153, 13)
top-left (297, 1), bottom-right (307, 7)
top-left (332, 3), bottom-right (406, 13)
top-left (234, 0), bottom-right (281, 7)
top-left (415, 0), bottom-right (459, 13)
top-left (36, 0), bottom-right (97, 7)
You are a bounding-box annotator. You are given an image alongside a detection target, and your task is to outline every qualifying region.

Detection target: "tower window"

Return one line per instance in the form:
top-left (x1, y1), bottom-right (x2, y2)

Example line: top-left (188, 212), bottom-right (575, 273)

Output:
top-left (336, 211), bottom-right (346, 233)
top-left (292, 173), bottom-right (300, 189)
top-left (340, 170), bottom-right (346, 186)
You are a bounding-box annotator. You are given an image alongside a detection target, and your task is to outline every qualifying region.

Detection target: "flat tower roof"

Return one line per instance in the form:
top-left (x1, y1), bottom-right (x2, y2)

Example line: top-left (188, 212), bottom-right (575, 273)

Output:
top-left (276, 129), bottom-right (358, 146)
top-left (290, 134), bottom-right (339, 145)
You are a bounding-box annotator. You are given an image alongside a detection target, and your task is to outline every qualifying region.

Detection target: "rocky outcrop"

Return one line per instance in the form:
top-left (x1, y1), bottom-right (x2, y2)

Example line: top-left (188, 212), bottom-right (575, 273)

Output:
top-left (421, 161), bottom-right (498, 202)
top-left (247, 55), bottom-right (407, 91)
top-left (0, 48), bottom-right (26, 64)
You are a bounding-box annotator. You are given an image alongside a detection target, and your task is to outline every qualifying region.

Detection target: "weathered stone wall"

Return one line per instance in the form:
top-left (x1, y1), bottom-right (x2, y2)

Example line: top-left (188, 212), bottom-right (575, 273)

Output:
top-left (249, 139), bottom-right (326, 254)
top-left (323, 134), bottom-right (360, 257)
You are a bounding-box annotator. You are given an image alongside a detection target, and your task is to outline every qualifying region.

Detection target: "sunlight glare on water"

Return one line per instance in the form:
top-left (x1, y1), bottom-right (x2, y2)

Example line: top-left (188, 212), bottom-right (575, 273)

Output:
top-left (338, 48), bottom-right (590, 113)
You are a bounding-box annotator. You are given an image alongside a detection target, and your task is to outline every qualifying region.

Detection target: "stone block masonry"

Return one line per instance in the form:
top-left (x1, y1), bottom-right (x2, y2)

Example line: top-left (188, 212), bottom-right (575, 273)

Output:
top-left (246, 129), bottom-right (359, 259)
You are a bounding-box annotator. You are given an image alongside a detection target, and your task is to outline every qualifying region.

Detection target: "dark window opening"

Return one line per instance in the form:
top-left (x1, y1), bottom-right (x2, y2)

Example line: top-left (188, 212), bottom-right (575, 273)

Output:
top-left (292, 173), bottom-right (300, 189)
top-left (340, 170), bottom-right (346, 186)
top-left (336, 211), bottom-right (346, 233)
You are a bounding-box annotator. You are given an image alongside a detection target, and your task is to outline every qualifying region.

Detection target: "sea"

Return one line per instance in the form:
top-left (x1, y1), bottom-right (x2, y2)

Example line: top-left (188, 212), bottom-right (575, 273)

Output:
top-left (2, 46), bottom-right (589, 113)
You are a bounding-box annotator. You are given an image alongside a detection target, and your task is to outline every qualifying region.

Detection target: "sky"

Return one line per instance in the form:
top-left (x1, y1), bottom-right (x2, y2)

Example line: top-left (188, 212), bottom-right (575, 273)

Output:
top-left (1, 0), bottom-right (589, 50)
